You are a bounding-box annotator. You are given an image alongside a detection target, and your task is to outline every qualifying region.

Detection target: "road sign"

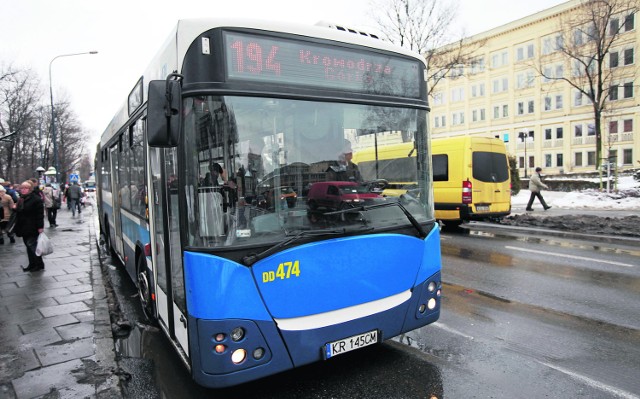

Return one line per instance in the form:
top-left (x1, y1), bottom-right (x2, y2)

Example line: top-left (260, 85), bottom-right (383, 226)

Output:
top-left (69, 174), bottom-right (79, 182)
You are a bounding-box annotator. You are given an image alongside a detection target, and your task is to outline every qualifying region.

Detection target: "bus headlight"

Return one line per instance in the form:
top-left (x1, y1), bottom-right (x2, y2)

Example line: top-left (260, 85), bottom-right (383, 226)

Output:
top-left (231, 327), bottom-right (245, 342)
top-left (231, 349), bottom-right (247, 364)
top-left (427, 281), bottom-right (437, 292)
top-left (253, 347), bottom-right (265, 360)
top-left (427, 298), bottom-right (437, 310)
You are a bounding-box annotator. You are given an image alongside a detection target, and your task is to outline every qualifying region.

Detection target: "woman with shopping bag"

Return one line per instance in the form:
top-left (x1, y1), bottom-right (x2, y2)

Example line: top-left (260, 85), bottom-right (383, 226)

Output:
top-left (13, 181), bottom-right (46, 272)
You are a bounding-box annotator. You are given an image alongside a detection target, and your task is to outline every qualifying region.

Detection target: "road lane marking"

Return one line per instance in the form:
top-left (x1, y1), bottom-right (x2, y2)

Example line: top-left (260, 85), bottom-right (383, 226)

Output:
top-left (538, 361), bottom-right (639, 399)
top-left (505, 246), bottom-right (634, 268)
top-left (433, 322), bottom-right (474, 340)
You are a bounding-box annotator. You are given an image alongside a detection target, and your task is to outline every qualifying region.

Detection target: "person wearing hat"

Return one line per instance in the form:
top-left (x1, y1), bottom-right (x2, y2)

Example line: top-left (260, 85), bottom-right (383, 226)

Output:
top-left (526, 167), bottom-right (551, 211)
top-left (0, 185), bottom-right (16, 244)
top-left (328, 139), bottom-right (362, 182)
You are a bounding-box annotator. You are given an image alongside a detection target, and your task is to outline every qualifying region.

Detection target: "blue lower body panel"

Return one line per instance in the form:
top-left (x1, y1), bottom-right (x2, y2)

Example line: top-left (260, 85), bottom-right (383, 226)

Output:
top-left (188, 271), bottom-right (441, 388)
top-left (183, 224), bottom-right (442, 388)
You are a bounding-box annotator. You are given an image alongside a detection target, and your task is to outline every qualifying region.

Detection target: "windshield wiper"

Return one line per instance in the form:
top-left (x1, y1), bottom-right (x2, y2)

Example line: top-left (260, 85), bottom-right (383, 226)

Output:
top-left (323, 199), bottom-right (428, 239)
top-left (242, 227), bottom-right (374, 266)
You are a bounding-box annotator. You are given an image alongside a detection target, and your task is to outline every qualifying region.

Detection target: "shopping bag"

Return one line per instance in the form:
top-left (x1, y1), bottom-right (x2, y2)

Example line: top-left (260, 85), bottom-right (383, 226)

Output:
top-left (35, 232), bottom-right (54, 256)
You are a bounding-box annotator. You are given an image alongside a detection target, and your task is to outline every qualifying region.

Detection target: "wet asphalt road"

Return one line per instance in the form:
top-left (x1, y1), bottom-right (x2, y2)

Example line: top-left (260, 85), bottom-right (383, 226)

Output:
top-left (102, 224), bottom-right (640, 398)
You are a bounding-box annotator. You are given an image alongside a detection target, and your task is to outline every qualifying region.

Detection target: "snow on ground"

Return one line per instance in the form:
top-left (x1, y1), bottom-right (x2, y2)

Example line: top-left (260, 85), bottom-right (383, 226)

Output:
top-left (512, 176), bottom-right (640, 211)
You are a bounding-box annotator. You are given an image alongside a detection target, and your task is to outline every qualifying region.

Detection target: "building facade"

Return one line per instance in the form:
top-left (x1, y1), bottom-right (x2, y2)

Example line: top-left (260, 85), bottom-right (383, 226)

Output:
top-left (430, 0), bottom-right (639, 177)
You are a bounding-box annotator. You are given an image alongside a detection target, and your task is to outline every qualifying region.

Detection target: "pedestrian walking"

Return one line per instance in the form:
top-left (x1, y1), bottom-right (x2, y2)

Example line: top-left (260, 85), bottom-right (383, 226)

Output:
top-left (67, 181), bottom-right (82, 217)
top-left (42, 183), bottom-right (58, 227)
top-left (0, 185), bottom-right (16, 244)
top-left (526, 167), bottom-right (551, 211)
top-left (13, 181), bottom-right (45, 272)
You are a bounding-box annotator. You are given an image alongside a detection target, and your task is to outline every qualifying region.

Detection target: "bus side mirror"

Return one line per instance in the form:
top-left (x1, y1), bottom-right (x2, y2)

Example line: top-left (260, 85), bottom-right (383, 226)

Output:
top-left (147, 74), bottom-right (183, 147)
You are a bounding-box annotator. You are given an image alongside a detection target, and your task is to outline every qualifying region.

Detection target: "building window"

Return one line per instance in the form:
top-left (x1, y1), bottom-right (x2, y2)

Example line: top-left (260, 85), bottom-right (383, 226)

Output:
top-left (610, 17), bottom-right (620, 35)
top-left (624, 48), bottom-right (634, 65)
top-left (587, 123), bottom-right (596, 136)
top-left (610, 51), bottom-right (619, 68)
top-left (574, 90), bottom-right (583, 106)
top-left (451, 87), bottom-right (465, 102)
top-left (623, 119), bottom-right (633, 132)
top-left (516, 43), bottom-right (535, 61)
top-left (432, 92), bottom-right (444, 105)
top-left (623, 148), bottom-right (632, 164)
top-left (544, 95), bottom-right (562, 111)
top-left (555, 95), bottom-right (563, 109)
top-left (575, 125), bottom-right (583, 137)
top-left (575, 152), bottom-right (583, 166)
top-left (556, 153), bottom-right (563, 167)
top-left (609, 120), bottom-right (618, 133)
top-left (471, 109), bottom-right (486, 122)
top-left (545, 154), bottom-right (552, 167)
top-left (587, 151), bottom-right (596, 166)
top-left (610, 84), bottom-right (619, 101)
top-left (556, 127), bottom-right (563, 139)
top-left (492, 77), bottom-right (509, 93)
top-left (451, 111), bottom-right (465, 126)
top-left (624, 13), bottom-right (635, 31)
top-left (502, 104), bottom-right (509, 117)
top-left (623, 82), bottom-right (634, 98)
top-left (491, 50), bottom-right (509, 68)
top-left (545, 128), bottom-right (552, 140)
top-left (470, 57), bottom-right (485, 74)
top-left (471, 83), bottom-right (485, 97)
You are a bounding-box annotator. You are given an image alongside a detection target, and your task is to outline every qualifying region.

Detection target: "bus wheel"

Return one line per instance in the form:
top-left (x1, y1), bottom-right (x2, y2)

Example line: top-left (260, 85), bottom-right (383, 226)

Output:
top-left (137, 256), bottom-right (157, 325)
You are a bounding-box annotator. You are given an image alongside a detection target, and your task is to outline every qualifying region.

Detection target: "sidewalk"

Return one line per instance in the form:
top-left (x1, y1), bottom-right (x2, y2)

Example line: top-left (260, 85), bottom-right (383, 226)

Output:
top-left (0, 203), bottom-right (122, 398)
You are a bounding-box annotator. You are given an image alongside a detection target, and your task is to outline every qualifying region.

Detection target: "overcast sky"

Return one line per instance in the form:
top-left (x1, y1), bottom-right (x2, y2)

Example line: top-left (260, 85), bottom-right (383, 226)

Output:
top-left (0, 0), bottom-right (565, 149)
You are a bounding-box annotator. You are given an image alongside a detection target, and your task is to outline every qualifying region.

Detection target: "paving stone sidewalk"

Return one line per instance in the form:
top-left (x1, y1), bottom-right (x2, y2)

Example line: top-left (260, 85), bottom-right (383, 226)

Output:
top-left (0, 202), bottom-right (122, 398)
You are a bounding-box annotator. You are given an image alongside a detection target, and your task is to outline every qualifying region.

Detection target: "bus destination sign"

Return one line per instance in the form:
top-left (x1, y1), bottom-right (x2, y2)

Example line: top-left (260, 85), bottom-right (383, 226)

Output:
top-left (223, 31), bottom-right (421, 98)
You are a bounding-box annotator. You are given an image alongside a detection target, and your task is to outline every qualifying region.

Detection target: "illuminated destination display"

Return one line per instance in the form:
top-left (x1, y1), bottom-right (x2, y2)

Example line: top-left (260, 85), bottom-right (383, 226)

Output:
top-left (223, 31), bottom-right (422, 98)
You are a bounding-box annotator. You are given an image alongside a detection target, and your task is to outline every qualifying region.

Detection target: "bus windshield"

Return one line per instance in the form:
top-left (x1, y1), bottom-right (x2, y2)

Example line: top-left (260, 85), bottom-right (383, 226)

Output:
top-left (182, 95), bottom-right (433, 248)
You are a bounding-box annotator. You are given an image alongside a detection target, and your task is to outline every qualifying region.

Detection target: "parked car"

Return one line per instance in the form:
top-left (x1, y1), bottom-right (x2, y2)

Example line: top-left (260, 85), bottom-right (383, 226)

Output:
top-left (307, 181), bottom-right (381, 211)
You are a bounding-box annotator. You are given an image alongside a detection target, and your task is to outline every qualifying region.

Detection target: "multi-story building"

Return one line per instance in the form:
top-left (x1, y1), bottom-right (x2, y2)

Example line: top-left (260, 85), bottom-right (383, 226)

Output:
top-left (430, 0), bottom-right (639, 177)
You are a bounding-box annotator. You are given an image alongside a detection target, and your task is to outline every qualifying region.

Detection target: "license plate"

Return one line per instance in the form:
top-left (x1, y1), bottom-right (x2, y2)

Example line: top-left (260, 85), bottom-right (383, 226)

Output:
top-left (476, 205), bottom-right (490, 212)
top-left (324, 330), bottom-right (378, 359)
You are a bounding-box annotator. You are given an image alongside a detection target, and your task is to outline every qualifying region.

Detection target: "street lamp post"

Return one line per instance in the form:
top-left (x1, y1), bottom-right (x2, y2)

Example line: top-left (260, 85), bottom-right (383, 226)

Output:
top-left (519, 131), bottom-right (528, 178)
top-left (49, 51), bottom-right (98, 183)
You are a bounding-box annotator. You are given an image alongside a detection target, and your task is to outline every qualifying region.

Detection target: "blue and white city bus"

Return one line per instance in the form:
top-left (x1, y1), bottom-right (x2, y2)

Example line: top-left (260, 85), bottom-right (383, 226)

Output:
top-left (96, 18), bottom-right (441, 388)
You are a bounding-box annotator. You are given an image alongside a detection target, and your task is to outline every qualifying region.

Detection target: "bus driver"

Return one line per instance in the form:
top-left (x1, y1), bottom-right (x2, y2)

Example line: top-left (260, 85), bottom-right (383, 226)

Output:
top-left (328, 140), bottom-right (362, 182)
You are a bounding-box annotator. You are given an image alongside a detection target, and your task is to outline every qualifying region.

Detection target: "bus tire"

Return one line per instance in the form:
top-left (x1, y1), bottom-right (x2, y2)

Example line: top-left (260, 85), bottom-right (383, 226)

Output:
top-left (137, 255), bottom-right (157, 325)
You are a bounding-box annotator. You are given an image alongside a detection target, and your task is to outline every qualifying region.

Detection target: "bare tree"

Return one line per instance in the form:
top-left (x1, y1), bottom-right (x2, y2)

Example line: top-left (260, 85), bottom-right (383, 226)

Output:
top-left (369, 0), bottom-right (483, 97)
top-left (77, 153), bottom-right (93, 180)
top-left (0, 65), bottom-right (42, 182)
top-left (53, 97), bottom-right (89, 183)
top-left (538, 0), bottom-right (639, 169)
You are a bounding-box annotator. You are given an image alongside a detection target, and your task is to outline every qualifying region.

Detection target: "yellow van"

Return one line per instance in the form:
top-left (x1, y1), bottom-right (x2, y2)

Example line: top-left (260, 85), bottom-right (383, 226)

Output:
top-left (431, 136), bottom-right (511, 226)
top-left (352, 136), bottom-right (511, 227)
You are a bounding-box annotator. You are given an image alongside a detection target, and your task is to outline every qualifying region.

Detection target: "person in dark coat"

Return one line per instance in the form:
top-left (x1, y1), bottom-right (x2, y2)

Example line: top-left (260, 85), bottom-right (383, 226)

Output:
top-left (14, 181), bottom-right (45, 272)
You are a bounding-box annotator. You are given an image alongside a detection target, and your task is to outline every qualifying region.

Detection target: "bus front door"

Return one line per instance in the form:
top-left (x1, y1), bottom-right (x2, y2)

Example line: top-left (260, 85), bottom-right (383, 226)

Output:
top-left (148, 146), bottom-right (190, 356)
